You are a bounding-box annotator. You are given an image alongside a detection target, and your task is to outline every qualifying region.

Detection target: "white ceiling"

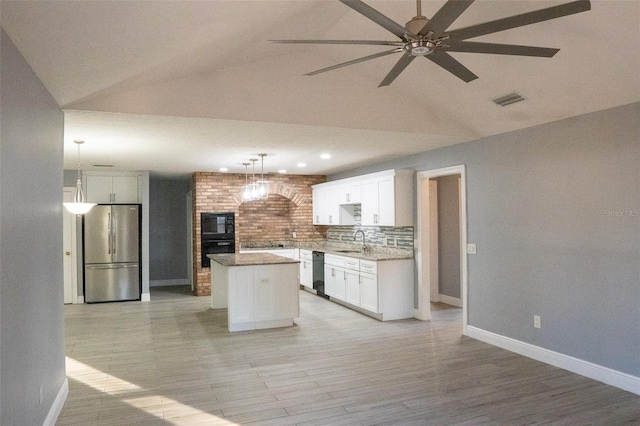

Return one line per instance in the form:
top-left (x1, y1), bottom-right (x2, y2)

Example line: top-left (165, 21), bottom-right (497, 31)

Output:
top-left (2, 0), bottom-right (639, 178)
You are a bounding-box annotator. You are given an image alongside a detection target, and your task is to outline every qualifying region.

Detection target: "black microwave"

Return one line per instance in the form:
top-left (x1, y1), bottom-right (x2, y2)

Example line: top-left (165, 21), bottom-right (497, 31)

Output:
top-left (201, 212), bottom-right (235, 240)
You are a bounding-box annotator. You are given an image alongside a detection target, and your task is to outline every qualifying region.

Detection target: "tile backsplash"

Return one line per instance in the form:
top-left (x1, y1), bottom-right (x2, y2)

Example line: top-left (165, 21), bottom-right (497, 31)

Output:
top-left (326, 203), bottom-right (414, 249)
top-left (326, 226), bottom-right (414, 249)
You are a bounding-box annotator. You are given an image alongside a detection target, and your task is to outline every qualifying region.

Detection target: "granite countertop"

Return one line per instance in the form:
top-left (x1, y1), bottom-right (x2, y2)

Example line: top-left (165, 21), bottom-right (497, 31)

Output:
top-left (208, 253), bottom-right (299, 267)
top-left (239, 241), bottom-right (413, 261)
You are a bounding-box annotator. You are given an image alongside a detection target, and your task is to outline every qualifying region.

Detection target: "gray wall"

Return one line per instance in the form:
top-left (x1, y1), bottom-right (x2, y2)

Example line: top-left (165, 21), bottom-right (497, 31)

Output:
top-left (437, 175), bottom-right (461, 299)
top-left (330, 102), bottom-right (640, 376)
top-left (149, 177), bottom-right (189, 282)
top-left (1, 29), bottom-right (67, 424)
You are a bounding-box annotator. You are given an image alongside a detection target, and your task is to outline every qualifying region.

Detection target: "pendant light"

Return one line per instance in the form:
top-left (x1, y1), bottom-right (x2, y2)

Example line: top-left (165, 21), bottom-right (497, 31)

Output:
top-left (256, 153), bottom-right (269, 200)
top-left (242, 162), bottom-right (252, 201)
top-left (246, 158), bottom-right (259, 201)
top-left (63, 140), bottom-right (96, 214)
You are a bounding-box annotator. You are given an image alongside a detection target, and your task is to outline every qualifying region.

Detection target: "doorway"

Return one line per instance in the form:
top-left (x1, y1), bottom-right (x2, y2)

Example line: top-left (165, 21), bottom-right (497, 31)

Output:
top-left (416, 165), bottom-right (468, 334)
top-left (63, 188), bottom-right (78, 304)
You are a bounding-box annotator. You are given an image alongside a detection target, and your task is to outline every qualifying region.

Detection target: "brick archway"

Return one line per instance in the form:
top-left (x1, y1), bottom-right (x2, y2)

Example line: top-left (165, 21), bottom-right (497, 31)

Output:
top-left (232, 183), bottom-right (304, 206)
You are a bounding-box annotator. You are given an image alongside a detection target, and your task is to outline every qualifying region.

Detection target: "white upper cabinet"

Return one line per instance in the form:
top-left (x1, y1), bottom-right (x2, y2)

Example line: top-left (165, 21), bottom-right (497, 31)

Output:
top-left (84, 173), bottom-right (141, 203)
top-left (313, 169), bottom-right (412, 227)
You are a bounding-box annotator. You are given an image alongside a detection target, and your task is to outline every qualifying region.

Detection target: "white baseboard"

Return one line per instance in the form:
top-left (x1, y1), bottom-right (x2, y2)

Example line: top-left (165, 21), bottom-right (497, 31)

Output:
top-left (150, 279), bottom-right (189, 287)
top-left (466, 326), bottom-right (640, 396)
top-left (44, 378), bottom-right (68, 426)
top-left (141, 292), bottom-right (151, 302)
top-left (438, 294), bottom-right (462, 308)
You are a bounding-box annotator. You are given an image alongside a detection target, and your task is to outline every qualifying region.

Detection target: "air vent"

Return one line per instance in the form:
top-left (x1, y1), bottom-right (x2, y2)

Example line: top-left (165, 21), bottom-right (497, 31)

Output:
top-left (492, 92), bottom-right (525, 107)
top-left (93, 164), bottom-right (114, 168)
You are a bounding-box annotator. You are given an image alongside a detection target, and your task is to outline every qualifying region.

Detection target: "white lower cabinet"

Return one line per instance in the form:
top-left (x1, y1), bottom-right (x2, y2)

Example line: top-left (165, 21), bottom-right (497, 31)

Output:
top-left (299, 249), bottom-right (313, 289)
top-left (325, 254), bottom-right (413, 321)
top-left (359, 272), bottom-right (378, 313)
top-left (344, 269), bottom-right (361, 306)
top-left (220, 262), bottom-right (299, 332)
top-left (324, 264), bottom-right (346, 301)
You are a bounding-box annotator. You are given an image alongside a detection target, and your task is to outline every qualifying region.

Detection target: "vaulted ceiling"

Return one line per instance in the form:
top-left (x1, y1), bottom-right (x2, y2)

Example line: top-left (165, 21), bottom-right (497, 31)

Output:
top-left (2, 1), bottom-right (639, 177)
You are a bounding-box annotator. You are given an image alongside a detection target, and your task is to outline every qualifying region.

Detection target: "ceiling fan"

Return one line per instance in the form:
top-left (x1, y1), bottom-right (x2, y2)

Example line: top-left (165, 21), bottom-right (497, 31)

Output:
top-left (271, 0), bottom-right (591, 87)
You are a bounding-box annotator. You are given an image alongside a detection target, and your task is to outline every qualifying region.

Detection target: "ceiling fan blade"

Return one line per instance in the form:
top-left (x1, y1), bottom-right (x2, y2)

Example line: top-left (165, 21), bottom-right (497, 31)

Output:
top-left (419, 0), bottom-right (475, 38)
top-left (379, 54), bottom-right (416, 87)
top-left (305, 48), bottom-right (401, 76)
top-left (445, 0), bottom-right (591, 41)
top-left (425, 52), bottom-right (478, 82)
top-left (339, 0), bottom-right (415, 40)
top-left (270, 39), bottom-right (402, 46)
top-left (446, 41), bottom-right (559, 57)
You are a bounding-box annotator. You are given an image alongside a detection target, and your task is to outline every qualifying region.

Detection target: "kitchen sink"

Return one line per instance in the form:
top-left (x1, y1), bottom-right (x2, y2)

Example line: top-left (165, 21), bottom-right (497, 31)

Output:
top-left (334, 249), bottom-right (362, 254)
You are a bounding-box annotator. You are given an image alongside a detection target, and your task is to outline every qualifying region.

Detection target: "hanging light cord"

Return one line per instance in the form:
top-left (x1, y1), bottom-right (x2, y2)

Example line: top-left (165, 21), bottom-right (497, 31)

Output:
top-left (74, 141), bottom-right (85, 203)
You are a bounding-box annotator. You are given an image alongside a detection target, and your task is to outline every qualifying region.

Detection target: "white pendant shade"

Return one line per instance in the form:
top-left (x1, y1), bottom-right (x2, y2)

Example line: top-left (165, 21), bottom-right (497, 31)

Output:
top-left (64, 201), bottom-right (97, 215)
top-left (63, 140), bottom-right (96, 214)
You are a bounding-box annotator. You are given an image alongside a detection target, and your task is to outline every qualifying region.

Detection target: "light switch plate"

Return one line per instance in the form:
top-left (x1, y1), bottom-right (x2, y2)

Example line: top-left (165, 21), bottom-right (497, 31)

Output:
top-left (467, 243), bottom-right (477, 254)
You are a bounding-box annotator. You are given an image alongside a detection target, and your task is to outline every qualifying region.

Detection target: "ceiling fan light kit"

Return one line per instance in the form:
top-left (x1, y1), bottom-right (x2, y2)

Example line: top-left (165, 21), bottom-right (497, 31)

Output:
top-left (271, 0), bottom-right (591, 87)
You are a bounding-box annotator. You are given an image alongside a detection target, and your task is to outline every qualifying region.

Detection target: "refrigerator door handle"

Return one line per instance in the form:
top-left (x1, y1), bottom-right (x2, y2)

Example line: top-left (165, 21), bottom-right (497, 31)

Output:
top-left (112, 212), bottom-right (117, 254)
top-left (107, 212), bottom-right (112, 254)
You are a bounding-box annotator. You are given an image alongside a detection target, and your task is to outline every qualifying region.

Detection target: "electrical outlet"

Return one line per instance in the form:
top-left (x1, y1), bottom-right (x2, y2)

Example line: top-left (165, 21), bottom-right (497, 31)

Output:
top-left (467, 243), bottom-right (477, 254)
top-left (534, 315), bottom-right (541, 329)
top-left (292, 231), bottom-right (297, 239)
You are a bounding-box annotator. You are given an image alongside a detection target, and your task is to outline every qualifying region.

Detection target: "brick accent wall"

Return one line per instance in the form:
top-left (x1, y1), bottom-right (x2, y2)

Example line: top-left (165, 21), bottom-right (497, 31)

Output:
top-left (191, 172), bottom-right (326, 296)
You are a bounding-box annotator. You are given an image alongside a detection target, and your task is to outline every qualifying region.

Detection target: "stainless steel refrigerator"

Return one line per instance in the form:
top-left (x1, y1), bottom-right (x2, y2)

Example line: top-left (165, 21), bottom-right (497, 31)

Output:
top-left (83, 204), bottom-right (141, 303)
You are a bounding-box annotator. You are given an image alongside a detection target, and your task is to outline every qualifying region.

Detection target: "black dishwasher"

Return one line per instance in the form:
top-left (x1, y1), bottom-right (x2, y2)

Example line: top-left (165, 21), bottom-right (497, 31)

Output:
top-left (312, 251), bottom-right (328, 298)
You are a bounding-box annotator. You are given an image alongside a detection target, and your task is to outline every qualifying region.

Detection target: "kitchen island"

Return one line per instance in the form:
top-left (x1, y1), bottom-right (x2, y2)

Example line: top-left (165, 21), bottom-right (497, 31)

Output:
top-left (208, 253), bottom-right (300, 332)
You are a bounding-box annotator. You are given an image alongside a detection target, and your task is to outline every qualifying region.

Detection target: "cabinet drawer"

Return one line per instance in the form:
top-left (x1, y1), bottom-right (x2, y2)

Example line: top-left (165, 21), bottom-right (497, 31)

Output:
top-left (360, 260), bottom-right (377, 275)
top-left (325, 254), bottom-right (345, 267)
top-left (299, 249), bottom-right (313, 260)
top-left (345, 257), bottom-right (360, 271)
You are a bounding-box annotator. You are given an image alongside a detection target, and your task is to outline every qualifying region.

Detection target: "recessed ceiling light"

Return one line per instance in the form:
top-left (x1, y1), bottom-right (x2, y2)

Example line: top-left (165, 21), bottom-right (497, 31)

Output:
top-left (320, 153), bottom-right (331, 160)
top-left (219, 167), bottom-right (228, 172)
top-left (297, 163), bottom-right (306, 168)
top-left (278, 169), bottom-right (287, 174)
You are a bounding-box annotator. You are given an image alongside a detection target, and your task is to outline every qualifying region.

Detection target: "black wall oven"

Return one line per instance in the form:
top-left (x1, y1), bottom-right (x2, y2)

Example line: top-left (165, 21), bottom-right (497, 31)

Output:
top-left (201, 212), bottom-right (235, 267)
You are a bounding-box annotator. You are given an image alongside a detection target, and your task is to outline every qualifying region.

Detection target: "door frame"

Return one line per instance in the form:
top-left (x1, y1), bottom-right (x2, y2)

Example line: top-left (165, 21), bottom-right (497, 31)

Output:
top-left (186, 189), bottom-right (193, 292)
top-left (415, 165), bottom-right (468, 334)
top-left (63, 187), bottom-right (79, 304)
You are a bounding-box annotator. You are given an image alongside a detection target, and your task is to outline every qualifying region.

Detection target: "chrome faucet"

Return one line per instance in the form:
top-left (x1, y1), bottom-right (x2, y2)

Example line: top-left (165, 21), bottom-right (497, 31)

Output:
top-left (354, 230), bottom-right (366, 252)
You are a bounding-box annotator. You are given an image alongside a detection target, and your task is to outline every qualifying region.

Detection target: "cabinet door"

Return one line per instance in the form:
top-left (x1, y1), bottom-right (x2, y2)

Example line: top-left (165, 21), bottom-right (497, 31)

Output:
top-left (360, 272), bottom-right (378, 313)
top-left (312, 187), bottom-right (324, 225)
top-left (253, 265), bottom-right (277, 322)
top-left (345, 269), bottom-right (361, 306)
top-left (347, 181), bottom-right (362, 204)
top-left (85, 175), bottom-right (113, 203)
top-left (112, 176), bottom-right (139, 203)
top-left (275, 264), bottom-right (298, 319)
top-left (361, 179), bottom-right (379, 225)
top-left (228, 267), bottom-right (254, 324)
top-left (299, 259), bottom-right (313, 288)
top-left (376, 176), bottom-right (395, 226)
top-left (324, 265), bottom-right (345, 300)
top-left (325, 187), bottom-right (340, 225)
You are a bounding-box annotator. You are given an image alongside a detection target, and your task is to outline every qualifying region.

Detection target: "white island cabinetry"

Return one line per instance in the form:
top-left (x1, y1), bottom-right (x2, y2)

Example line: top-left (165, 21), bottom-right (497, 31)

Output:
top-left (209, 253), bottom-right (299, 332)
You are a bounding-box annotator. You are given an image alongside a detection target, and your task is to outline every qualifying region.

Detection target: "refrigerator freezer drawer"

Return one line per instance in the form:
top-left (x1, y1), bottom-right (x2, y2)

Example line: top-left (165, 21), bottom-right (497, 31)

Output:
top-left (85, 263), bottom-right (140, 303)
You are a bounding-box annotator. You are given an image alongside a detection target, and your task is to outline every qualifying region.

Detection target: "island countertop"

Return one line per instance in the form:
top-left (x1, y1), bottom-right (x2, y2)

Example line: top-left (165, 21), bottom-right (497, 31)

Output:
top-left (208, 253), bottom-right (299, 267)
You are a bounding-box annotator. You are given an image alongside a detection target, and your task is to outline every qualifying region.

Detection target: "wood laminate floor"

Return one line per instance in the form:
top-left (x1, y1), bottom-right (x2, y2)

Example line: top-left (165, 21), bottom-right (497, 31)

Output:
top-left (58, 286), bottom-right (640, 425)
